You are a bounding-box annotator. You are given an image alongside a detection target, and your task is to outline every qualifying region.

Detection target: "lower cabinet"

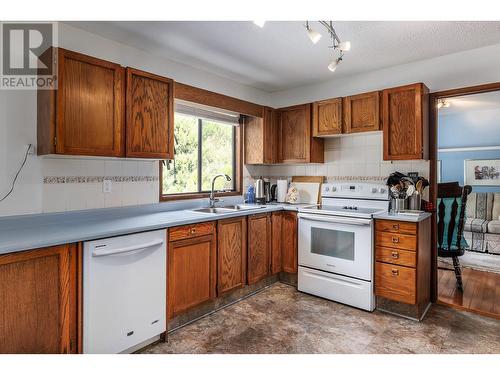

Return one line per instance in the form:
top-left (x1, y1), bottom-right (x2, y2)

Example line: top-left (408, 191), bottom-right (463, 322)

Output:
top-left (281, 211), bottom-right (298, 274)
top-left (217, 217), bottom-right (247, 295)
top-left (271, 212), bottom-right (283, 274)
top-left (167, 222), bottom-right (216, 319)
top-left (0, 244), bottom-right (79, 354)
top-left (247, 213), bottom-right (271, 285)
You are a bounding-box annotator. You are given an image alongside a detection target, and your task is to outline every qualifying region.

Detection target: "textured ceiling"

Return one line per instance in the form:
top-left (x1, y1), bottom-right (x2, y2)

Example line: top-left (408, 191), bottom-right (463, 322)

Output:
top-left (68, 21), bottom-right (500, 92)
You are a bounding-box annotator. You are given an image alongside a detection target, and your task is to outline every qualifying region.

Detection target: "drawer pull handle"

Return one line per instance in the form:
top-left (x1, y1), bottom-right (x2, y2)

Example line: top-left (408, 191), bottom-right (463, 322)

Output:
top-left (391, 269), bottom-right (399, 276)
top-left (392, 237), bottom-right (400, 243)
top-left (391, 251), bottom-right (399, 259)
top-left (190, 228), bottom-right (197, 234)
top-left (392, 224), bottom-right (400, 230)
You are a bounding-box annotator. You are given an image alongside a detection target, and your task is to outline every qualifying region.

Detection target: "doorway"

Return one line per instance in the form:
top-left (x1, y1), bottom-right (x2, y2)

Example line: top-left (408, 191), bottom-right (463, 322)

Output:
top-left (430, 84), bottom-right (500, 319)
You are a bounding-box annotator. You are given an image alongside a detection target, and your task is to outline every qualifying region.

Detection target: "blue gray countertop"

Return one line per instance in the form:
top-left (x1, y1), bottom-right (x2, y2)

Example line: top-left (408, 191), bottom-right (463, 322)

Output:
top-left (0, 198), bottom-right (313, 255)
top-left (373, 211), bottom-right (432, 223)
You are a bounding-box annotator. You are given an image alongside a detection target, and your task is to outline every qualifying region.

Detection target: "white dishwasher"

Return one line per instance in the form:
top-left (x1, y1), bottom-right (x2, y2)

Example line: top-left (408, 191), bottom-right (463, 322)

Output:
top-left (83, 229), bottom-right (166, 354)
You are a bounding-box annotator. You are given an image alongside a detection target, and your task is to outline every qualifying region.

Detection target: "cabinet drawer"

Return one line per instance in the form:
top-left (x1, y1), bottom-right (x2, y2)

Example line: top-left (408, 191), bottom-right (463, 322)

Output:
top-left (169, 222), bottom-right (215, 242)
top-left (375, 231), bottom-right (416, 251)
top-left (375, 219), bottom-right (417, 235)
top-left (375, 246), bottom-right (416, 268)
top-left (375, 262), bottom-right (416, 304)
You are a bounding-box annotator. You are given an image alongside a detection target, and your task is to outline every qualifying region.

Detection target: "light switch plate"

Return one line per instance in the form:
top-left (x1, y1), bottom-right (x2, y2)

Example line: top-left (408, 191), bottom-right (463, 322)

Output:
top-left (103, 180), bottom-right (112, 193)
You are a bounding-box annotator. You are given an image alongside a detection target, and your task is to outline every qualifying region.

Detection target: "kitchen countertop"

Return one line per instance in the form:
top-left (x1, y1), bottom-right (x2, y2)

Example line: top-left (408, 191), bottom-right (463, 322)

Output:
top-left (0, 201), bottom-right (313, 255)
top-left (373, 211), bottom-right (432, 223)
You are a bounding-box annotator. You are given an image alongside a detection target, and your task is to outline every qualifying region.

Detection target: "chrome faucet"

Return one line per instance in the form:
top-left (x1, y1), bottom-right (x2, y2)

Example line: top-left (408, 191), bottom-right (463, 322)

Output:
top-left (209, 174), bottom-right (232, 208)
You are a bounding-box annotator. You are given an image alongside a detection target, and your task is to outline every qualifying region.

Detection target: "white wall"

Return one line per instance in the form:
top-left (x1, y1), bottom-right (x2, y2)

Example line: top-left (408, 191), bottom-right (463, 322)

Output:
top-left (0, 23), bottom-right (270, 217)
top-left (269, 42), bottom-right (500, 108)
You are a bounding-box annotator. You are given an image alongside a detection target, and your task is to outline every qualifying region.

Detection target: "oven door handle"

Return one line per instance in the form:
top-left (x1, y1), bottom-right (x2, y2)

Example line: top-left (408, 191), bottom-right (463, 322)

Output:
top-left (298, 213), bottom-right (371, 226)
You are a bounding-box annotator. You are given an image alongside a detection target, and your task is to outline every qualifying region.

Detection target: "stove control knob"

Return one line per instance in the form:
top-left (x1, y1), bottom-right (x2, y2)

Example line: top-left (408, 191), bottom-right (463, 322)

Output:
top-left (324, 187), bottom-right (330, 192)
top-left (371, 188), bottom-right (378, 193)
top-left (331, 186), bottom-right (336, 192)
top-left (379, 188), bottom-right (386, 194)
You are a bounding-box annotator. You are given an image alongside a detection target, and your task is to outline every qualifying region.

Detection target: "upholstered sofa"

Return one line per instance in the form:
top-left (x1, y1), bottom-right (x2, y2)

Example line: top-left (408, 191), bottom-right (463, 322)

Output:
top-left (463, 192), bottom-right (500, 254)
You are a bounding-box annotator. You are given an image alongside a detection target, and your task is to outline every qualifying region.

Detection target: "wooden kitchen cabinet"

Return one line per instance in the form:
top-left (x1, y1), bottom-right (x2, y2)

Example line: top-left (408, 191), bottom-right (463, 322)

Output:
top-left (38, 48), bottom-right (175, 159)
top-left (270, 212), bottom-right (283, 274)
top-left (312, 97), bottom-right (343, 136)
top-left (126, 68), bottom-right (174, 159)
top-left (374, 217), bottom-right (431, 319)
top-left (247, 213), bottom-right (271, 284)
top-left (244, 107), bottom-right (278, 164)
top-left (279, 104), bottom-right (324, 163)
top-left (343, 91), bottom-right (381, 134)
top-left (281, 211), bottom-right (298, 274)
top-left (168, 222), bottom-right (216, 318)
top-left (0, 244), bottom-right (80, 354)
top-left (217, 217), bottom-right (247, 295)
top-left (38, 48), bottom-right (125, 157)
top-left (382, 83), bottom-right (429, 160)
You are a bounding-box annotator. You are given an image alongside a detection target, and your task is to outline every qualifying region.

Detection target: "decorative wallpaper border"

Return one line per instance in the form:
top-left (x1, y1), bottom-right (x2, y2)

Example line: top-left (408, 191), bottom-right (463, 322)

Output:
top-left (43, 176), bottom-right (159, 184)
top-left (254, 176), bottom-right (387, 182)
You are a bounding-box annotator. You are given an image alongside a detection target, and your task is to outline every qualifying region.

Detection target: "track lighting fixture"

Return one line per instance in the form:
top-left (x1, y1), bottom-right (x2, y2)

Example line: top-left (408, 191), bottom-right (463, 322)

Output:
top-left (253, 20), bottom-right (266, 28)
top-left (305, 21), bottom-right (322, 44)
top-left (437, 99), bottom-right (451, 109)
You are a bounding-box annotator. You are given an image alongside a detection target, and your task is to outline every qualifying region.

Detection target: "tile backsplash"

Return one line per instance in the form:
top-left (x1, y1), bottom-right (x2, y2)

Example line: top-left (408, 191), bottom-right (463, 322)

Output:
top-left (263, 132), bottom-right (429, 182)
top-left (41, 158), bottom-right (159, 213)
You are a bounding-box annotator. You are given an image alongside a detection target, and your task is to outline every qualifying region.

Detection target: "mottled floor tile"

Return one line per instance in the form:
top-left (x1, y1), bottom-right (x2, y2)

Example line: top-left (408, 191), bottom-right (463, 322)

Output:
top-left (142, 283), bottom-right (500, 354)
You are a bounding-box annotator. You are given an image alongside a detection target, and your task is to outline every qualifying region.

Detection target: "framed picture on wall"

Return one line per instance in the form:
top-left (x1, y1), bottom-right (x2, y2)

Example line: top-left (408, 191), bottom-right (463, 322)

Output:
top-left (464, 159), bottom-right (500, 186)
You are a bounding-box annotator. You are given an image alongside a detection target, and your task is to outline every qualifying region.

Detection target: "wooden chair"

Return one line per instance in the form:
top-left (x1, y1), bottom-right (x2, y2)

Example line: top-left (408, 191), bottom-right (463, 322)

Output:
top-left (437, 182), bottom-right (472, 291)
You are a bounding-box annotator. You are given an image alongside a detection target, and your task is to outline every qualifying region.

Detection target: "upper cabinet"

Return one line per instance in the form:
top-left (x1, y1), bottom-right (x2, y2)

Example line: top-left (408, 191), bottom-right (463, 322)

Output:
top-left (343, 91), bottom-right (380, 134)
top-left (126, 68), bottom-right (174, 159)
top-left (244, 107), bottom-right (278, 164)
top-left (279, 104), bottom-right (324, 163)
top-left (382, 83), bottom-right (429, 160)
top-left (38, 48), bottom-right (125, 157)
top-left (38, 48), bottom-right (174, 159)
top-left (312, 98), bottom-right (343, 136)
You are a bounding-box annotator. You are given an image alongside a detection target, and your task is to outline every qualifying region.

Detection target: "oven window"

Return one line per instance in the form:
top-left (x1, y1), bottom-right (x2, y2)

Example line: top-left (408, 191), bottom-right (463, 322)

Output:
top-left (310, 228), bottom-right (355, 261)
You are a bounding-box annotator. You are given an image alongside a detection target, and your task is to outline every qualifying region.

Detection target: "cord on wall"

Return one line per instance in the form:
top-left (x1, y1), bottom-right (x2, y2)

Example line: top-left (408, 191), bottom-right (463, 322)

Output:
top-left (0, 144), bottom-right (32, 203)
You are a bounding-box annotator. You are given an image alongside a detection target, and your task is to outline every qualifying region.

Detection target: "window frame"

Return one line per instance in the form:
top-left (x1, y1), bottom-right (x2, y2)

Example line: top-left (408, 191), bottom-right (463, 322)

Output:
top-left (159, 115), bottom-right (243, 202)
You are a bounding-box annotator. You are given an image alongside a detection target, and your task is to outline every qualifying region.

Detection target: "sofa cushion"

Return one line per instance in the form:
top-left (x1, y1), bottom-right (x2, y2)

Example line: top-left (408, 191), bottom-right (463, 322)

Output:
top-left (492, 193), bottom-right (500, 221)
top-left (466, 192), bottom-right (494, 220)
top-left (465, 218), bottom-right (488, 233)
top-left (488, 220), bottom-right (500, 234)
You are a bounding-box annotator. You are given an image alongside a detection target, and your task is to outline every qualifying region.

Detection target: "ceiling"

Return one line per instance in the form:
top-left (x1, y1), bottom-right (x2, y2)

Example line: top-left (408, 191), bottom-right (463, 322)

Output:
top-left (439, 90), bottom-right (500, 116)
top-left (68, 21), bottom-right (500, 92)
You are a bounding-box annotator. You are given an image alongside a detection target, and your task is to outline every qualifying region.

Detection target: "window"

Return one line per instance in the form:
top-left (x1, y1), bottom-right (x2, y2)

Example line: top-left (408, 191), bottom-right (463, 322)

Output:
top-left (161, 104), bottom-right (241, 199)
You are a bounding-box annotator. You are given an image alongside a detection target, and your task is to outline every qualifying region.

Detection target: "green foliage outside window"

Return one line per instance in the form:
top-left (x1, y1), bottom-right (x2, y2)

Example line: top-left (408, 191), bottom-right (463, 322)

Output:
top-left (162, 113), bottom-right (235, 195)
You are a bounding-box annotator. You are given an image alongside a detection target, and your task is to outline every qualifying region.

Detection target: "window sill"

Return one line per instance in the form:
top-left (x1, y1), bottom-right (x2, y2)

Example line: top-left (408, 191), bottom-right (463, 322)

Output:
top-left (160, 191), bottom-right (242, 202)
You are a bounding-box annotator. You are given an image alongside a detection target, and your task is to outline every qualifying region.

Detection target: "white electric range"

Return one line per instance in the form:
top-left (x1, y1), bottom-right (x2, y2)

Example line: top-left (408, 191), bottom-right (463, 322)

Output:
top-left (297, 182), bottom-right (389, 311)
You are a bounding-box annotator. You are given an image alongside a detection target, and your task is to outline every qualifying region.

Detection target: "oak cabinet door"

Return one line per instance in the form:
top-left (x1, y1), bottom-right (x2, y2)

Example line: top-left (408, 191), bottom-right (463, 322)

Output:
top-left (281, 211), bottom-right (298, 274)
top-left (244, 107), bottom-right (278, 165)
top-left (217, 217), bottom-right (247, 295)
top-left (247, 214), bottom-right (271, 284)
top-left (0, 244), bottom-right (79, 354)
top-left (312, 98), bottom-right (342, 136)
top-left (126, 68), bottom-right (174, 159)
top-left (168, 234), bottom-right (216, 318)
top-left (382, 83), bottom-right (429, 160)
top-left (343, 91), bottom-right (380, 133)
top-left (55, 49), bottom-right (125, 157)
top-left (279, 104), bottom-right (311, 163)
top-left (271, 212), bottom-right (283, 275)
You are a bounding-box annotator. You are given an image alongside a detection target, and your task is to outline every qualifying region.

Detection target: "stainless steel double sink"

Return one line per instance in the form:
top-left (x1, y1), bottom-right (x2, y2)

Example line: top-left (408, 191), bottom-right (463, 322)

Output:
top-left (192, 204), bottom-right (264, 214)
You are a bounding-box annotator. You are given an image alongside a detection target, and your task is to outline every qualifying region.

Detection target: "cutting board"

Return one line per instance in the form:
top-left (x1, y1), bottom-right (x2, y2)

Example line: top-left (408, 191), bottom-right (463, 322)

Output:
top-left (289, 182), bottom-right (321, 205)
top-left (292, 176), bottom-right (324, 204)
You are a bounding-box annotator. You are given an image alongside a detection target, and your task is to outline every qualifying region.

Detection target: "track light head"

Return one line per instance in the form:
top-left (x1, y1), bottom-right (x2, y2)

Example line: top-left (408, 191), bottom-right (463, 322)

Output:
top-left (338, 41), bottom-right (351, 51)
top-left (253, 20), bottom-right (266, 28)
top-left (305, 22), bottom-right (322, 44)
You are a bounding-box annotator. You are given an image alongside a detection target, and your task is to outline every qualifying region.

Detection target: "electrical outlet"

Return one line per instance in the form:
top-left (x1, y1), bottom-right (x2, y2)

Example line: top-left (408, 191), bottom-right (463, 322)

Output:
top-left (103, 180), bottom-right (112, 193)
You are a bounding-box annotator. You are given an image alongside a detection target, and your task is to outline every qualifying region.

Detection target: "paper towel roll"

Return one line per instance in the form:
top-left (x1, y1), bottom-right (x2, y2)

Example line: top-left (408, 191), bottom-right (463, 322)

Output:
top-left (276, 180), bottom-right (288, 203)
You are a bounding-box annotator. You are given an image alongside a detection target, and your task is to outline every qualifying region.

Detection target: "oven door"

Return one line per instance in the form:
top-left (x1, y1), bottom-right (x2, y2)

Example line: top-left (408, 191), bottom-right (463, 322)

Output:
top-left (298, 213), bottom-right (373, 281)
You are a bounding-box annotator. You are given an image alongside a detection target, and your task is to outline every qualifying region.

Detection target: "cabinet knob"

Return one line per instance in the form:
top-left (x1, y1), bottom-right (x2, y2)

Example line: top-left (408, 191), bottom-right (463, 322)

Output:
top-left (391, 269), bottom-right (399, 276)
top-left (392, 236), bottom-right (400, 243)
top-left (391, 251), bottom-right (399, 259)
top-left (190, 228), bottom-right (196, 234)
top-left (392, 224), bottom-right (400, 230)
